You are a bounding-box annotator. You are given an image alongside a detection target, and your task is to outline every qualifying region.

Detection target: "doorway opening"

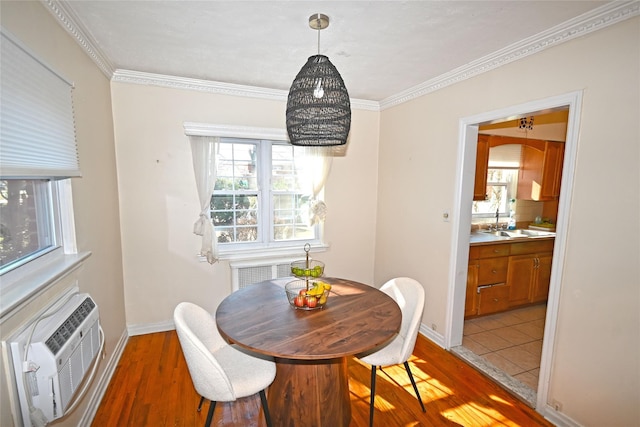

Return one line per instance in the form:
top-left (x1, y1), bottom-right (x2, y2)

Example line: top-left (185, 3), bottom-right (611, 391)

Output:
top-left (445, 92), bottom-right (583, 413)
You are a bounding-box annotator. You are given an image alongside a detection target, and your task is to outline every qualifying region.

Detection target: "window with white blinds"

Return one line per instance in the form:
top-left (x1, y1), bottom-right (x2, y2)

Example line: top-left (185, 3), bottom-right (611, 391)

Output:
top-left (0, 29), bottom-right (81, 316)
top-left (0, 28), bottom-right (80, 179)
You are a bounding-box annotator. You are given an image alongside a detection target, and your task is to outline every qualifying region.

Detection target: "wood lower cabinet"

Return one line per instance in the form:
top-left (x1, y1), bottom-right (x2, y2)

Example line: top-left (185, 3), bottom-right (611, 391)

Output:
top-left (477, 283), bottom-right (510, 316)
top-left (466, 239), bottom-right (554, 318)
top-left (466, 244), bottom-right (510, 317)
top-left (531, 254), bottom-right (552, 303)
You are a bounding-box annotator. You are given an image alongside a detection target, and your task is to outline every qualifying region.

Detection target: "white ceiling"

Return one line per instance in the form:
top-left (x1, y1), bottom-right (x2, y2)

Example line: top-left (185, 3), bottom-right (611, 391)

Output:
top-left (52, 1), bottom-right (622, 102)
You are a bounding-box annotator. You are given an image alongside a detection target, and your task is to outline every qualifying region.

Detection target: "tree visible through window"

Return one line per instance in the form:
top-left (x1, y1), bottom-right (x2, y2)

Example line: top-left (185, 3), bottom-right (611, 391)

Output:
top-left (0, 179), bottom-right (57, 273)
top-left (472, 168), bottom-right (518, 217)
top-left (211, 139), bottom-right (317, 249)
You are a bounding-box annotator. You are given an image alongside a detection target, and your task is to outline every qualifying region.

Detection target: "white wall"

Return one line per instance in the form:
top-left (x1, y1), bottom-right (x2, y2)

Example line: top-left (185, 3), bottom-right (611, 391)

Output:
top-left (110, 83), bottom-right (380, 328)
top-left (0, 2), bottom-right (126, 426)
top-left (375, 17), bottom-right (639, 426)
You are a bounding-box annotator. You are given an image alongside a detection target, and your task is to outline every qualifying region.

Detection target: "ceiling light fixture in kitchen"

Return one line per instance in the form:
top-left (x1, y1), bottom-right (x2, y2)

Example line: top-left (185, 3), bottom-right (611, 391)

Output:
top-left (519, 116), bottom-right (534, 130)
top-left (286, 13), bottom-right (351, 146)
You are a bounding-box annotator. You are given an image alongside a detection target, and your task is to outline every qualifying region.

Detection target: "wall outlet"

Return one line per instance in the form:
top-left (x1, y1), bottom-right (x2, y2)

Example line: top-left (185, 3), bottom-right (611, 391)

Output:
top-left (431, 323), bottom-right (437, 331)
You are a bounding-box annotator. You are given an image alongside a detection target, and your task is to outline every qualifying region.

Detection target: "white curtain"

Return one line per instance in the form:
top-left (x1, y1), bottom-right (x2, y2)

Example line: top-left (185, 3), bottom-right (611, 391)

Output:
top-left (189, 135), bottom-right (219, 264)
top-left (295, 146), bottom-right (333, 225)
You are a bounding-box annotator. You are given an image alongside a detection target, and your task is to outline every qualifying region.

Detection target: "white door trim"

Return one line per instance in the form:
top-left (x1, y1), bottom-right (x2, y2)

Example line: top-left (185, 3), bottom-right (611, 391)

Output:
top-left (445, 91), bottom-right (583, 415)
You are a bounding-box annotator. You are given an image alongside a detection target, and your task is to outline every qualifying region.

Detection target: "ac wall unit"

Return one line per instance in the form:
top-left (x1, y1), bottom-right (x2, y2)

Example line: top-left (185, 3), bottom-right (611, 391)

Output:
top-left (9, 293), bottom-right (102, 426)
top-left (230, 257), bottom-right (296, 291)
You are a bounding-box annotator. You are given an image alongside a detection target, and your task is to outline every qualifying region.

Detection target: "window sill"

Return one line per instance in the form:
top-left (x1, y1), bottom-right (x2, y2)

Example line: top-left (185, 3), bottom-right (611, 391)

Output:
top-left (200, 242), bottom-right (329, 263)
top-left (0, 251), bottom-right (92, 322)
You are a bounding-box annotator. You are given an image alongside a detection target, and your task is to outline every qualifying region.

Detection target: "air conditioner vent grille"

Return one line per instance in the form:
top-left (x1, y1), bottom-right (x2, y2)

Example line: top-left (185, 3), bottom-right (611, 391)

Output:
top-left (45, 297), bottom-right (96, 355)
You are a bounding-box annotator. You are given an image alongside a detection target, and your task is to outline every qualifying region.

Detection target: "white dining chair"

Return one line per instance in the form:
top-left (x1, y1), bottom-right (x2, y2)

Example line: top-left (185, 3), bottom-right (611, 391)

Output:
top-left (173, 302), bottom-right (276, 427)
top-left (358, 277), bottom-right (426, 426)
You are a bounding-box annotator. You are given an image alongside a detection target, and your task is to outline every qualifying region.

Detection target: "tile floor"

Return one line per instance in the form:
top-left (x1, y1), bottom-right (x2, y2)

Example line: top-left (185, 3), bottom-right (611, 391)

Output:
top-left (462, 304), bottom-right (546, 391)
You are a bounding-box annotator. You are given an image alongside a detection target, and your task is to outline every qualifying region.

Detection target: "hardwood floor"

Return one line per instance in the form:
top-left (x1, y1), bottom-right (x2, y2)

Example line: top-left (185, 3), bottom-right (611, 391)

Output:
top-left (92, 331), bottom-right (553, 426)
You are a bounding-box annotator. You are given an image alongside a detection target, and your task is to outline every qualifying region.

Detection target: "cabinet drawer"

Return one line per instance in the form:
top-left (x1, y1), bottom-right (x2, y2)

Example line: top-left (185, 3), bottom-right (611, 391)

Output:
top-left (510, 239), bottom-right (554, 255)
top-left (476, 244), bottom-right (510, 258)
top-left (477, 257), bottom-right (508, 285)
top-left (477, 283), bottom-right (510, 315)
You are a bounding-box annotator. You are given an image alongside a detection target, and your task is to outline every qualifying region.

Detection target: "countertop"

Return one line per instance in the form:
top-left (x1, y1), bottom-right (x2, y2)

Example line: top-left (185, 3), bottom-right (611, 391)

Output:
top-left (470, 230), bottom-right (556, 246)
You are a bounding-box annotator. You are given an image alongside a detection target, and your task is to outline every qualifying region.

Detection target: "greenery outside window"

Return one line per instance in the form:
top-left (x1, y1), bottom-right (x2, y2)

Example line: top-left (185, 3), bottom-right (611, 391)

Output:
top-left (0, 179), bottom-right (58, 273)
top-left (472, 168), bottom-right (518, 217)
top-left (212, 138), bottom-right (319, 253)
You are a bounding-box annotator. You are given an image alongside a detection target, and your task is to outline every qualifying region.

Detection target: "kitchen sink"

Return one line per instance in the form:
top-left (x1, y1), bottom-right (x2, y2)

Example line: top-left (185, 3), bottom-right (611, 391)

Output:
top-left (481, 230), bottom-right (513, 237)
top-left (479, 229), bottom-right (556, 238)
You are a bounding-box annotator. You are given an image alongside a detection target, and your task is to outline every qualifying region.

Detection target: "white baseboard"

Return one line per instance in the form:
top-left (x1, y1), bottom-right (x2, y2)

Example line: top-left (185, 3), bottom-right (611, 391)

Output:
top-left (78, 328), bottom-right (129, 426)
top-left (419, 323), bottom-right (445, 348)
top-left (127, 319), bottom-right (175, 336)
top-left (540, 404), bottom-right (583, 427)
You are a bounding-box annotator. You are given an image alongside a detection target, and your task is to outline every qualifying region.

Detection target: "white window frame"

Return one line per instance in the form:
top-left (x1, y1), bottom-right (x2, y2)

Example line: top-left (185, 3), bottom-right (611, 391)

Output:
top-left (472, 167), bottom-right (518, 218)
top-left (0, 179), bottom-right (89, 318)
top-left (184, 123), bottom-right (328, 261)
top-left (0, 28), bottom-right (89, 319)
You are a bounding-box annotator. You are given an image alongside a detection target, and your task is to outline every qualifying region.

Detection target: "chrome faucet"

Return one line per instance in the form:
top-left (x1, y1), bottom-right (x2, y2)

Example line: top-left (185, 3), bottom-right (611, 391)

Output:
top-left (495, 209), bottom-right (500, 230)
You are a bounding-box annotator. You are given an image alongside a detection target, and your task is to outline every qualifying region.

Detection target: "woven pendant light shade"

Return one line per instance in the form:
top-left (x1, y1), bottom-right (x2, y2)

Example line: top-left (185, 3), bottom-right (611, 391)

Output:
top-left (286, 54), bottom-right (351, 146)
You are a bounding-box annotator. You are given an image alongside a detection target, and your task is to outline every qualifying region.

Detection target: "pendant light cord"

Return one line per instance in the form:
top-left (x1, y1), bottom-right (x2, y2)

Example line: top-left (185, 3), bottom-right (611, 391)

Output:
top-left (317, 21), bottom-right (321, 54)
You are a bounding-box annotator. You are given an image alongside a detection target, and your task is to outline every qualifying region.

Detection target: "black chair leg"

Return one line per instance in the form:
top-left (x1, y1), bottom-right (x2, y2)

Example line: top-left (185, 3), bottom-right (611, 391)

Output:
top-left (259, 389), bottom-right (273, 427)
top-left (404, 361), bottom-right (426, 412)
top-left (204, 400), bottom-right (216, 427)
top-left (197, 396), bottom-right (205, 412)
top-left (369, 366), bottom-right (377, 427)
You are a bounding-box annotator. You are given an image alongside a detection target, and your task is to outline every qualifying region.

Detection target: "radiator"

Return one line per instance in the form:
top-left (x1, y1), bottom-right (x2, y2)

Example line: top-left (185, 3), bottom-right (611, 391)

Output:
top-left (230, 258), bottom-right (295, 291)
top-left (9, 292), bottom-right (102, 426)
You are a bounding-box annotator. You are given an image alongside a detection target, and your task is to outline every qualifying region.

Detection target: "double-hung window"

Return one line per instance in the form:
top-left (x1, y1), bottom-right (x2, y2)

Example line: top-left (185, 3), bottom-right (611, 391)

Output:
top-left (212, 138), bottom-right (319, 253)
top-left (0, 29), bottom-right (81, 315)
top-left (472, 168), bottom-right (518, 217)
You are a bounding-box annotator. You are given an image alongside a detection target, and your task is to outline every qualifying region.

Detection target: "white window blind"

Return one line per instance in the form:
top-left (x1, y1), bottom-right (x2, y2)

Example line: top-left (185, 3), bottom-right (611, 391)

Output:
top-left (0, 29), bottom-right (80, 178)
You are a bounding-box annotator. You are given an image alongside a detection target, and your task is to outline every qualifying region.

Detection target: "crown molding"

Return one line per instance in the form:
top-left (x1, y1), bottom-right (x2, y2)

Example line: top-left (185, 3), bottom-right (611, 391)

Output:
top-left (111, 69), bottom-right (380, 111)
top-left (378, 0), bottom-right (640, 110)
top-left (42, 0), bottom-right (114, 79)
top-left (44, 0), bottom-right (638, 111)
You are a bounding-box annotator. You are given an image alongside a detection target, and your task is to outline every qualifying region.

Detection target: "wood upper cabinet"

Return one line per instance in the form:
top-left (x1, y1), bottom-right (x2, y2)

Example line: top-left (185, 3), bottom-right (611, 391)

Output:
top-left (517, 139), bottom-right (565, 201)
top-left (473, 135), bottom-right (490, 201)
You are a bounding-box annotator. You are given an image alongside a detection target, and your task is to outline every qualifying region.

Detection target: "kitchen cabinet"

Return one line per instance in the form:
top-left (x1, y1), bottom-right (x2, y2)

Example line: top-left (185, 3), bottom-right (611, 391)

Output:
top-left (507, 239), bottom-right (554, 308)
top-left (466, 244), bottom-right (510, 317)
top-left (507, 252), bottom-right (553, 306)
top-left (530, 254), bottom-right (552, 303)
top-left (466, 239), bottom-right (554, 318)
top-left (517, 139), bottom-right (564, 201)
top-left (473, 135), bottom-right (490, 201)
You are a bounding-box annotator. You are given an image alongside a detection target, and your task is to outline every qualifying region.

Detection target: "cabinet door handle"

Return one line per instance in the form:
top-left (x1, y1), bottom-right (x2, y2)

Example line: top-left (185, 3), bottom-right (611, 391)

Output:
top-left (493, 298), bottom-right (499, 302)
top-left (492, 269), bottom-right (497, 274)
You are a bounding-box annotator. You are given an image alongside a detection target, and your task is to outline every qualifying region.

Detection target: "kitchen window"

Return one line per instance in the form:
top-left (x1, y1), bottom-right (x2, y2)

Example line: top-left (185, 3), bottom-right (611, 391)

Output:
top-left (472, 168), bottom-right (518, 217)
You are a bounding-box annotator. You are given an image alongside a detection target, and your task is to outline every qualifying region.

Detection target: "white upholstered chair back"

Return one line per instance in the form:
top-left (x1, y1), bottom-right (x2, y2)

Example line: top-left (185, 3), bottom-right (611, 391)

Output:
top-left (361, 277), bottom-right (425, 366)
top-left (173, 302), bottom-right (236, 402)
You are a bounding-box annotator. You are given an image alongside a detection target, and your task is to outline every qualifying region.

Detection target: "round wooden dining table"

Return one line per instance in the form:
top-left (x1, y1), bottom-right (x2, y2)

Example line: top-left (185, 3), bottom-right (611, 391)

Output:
top-left (215, 277), bottom-right (402, 427)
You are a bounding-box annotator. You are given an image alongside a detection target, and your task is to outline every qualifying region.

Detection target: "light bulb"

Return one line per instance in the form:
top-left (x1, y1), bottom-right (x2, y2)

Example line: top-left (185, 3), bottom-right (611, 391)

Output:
top-left (313, 78), bottom-right (324, 99)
